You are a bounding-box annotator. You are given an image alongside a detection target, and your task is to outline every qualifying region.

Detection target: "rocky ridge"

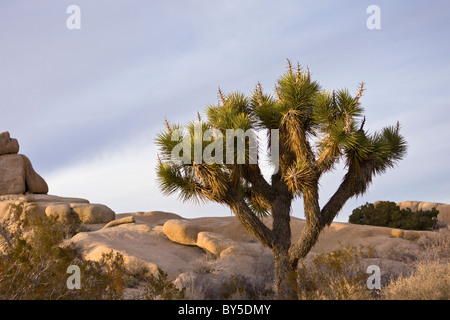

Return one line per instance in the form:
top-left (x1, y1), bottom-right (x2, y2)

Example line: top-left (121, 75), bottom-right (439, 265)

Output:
top-left (64, 200), bottom-right (449, 296)
top-left (0, 132), bottom-right (115, 225)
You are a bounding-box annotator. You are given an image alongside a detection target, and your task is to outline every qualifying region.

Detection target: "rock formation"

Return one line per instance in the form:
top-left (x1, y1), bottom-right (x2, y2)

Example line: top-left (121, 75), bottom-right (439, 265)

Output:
top-left (61, 198), bottom-right (450, 298)
top-left (0, 131), bottom-right (19, 155)
top-left (0, 191), bottom-right (115, 226)
top-left (64, 210), bottom-right (434, 295)
top-left (0, 132), bottom-right (115, 225)
top-left (0, 131), bottom-right (48, 195)
top-left (397, 201), bottom-right (450, 226)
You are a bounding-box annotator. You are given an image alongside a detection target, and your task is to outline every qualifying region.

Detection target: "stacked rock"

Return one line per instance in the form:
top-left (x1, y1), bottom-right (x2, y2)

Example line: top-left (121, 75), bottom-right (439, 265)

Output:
top-left (0, 131), bottom-right (48, 195)
top-left (0, 132), bottom-right (115, 224)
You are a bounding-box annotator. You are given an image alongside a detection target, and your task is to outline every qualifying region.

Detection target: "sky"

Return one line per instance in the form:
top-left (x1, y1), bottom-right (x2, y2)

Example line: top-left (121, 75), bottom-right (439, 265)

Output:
top-left (1, 0), bottom-right (449, 222)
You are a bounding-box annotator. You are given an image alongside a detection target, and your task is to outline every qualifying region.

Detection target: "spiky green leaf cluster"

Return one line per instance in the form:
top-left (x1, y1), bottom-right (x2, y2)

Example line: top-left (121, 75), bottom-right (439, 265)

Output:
top-left (155, 90), bottom-right (266, 214)
top-left (155, 60), bottom-right (407, 218)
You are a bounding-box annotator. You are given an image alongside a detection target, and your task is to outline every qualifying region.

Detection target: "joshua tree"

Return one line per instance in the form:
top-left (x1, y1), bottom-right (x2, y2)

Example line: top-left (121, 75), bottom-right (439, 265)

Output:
top-left (155, 61), bottom-right (407, 299)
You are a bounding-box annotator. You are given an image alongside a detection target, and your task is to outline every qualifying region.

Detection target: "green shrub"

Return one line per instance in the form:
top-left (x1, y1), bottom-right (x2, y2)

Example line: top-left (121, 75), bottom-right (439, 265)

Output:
top-left (349, 201), bottom-right (439, 230)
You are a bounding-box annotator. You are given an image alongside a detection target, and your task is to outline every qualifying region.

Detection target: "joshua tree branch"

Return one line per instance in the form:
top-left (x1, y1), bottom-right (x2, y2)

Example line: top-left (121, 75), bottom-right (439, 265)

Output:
top-left (288, 183), bottom-right (322, 267)
top-left (289, 163), bottom-right (372, 266)
top-left (225, 188), bottom-right (274, 249)
top-left (241, 164), bottom-right (277, 203)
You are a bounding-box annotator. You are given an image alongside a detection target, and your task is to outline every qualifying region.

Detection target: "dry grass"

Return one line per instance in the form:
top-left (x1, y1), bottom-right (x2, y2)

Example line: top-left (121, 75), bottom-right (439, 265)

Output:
top-left (176, 250), bottom-right (275, 300)
top-left (296, 245), bottom-right (375, 300)
top-left (381, 228), bottom-right (450, 300)
top-left (417, 228), bottom-right (450, 262)
top-left (382, 260), bottom-right (450, 300)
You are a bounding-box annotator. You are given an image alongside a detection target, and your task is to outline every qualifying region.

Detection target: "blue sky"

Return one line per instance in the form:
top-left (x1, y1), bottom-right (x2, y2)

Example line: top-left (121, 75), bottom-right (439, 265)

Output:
top-left (1, 0), bottom-right (449, 221)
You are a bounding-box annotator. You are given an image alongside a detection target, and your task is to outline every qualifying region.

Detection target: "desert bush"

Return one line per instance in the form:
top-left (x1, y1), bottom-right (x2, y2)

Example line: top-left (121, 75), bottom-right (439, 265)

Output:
top-left (379, 228), bottom-right (450, 300)
top-left (296, 245), bottom-right (375, 300)
top-left (370, 240), bottom-right (420, 264)
top-left (220, 274), bottom-right (275, 300)
top-left (0, 202), bottom-right (188, 300)
top-left (139, 268), bottom-right (186, 300)
top-left (0, 237), bottom-right (125, 300)
top-left (180, 251), bottom-right (275, 300)
top-left (0, 202), bottom-right (124, 299)
top-left (349, 201), bottom-right (439, 230)
top-left (111, 256), bottom-right (187, 300)
top-left (220, 253), bottom-right (275, 300)
top-left (417, 228), bottom-right (450, 262)
top-left (382, 260), bottom-right (450, 300)
top-left (190, 252), bottom-right (230, 275)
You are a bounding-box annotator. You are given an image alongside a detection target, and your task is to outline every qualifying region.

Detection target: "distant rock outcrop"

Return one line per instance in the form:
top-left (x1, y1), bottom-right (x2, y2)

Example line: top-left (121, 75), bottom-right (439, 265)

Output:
top-left (0, 194), bottom-right (115, 225)
top-left (397, 201), bottom-right (450, 226)
top-left (0, 132), bottom-right (115, 225)
top-left (0, 131), bottom-right (48, 195)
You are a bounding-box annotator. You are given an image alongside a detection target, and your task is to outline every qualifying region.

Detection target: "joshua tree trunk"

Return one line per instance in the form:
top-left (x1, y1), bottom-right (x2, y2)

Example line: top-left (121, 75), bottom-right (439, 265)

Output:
top-left (226, 189), bottom-right (298, 298)
top-left (272, 244), bottom-right (297, 299)
top-left (271, 194), bottom-right (297, 299)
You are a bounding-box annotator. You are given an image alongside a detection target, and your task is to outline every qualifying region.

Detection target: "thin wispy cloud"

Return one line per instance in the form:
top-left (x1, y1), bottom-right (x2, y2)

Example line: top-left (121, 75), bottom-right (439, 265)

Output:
top-left (1, 1), bottom-right (449, 219)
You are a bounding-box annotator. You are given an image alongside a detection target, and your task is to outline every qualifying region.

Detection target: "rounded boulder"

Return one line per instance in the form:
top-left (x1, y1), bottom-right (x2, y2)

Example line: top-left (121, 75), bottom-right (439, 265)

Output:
top-left (196, 231), bottom-right (236, 256)
top-left (45, 203), bottom-right (80, 223)
top-left (162, 219), bottom-right (201, 246)
top-left (70, 203), bottom-right (115, 224)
